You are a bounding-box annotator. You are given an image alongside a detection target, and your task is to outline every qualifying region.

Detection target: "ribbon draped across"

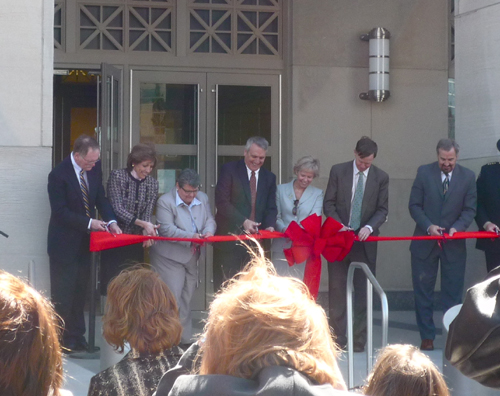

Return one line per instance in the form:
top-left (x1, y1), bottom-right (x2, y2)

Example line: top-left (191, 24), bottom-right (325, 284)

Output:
top-left (90, 214), bottom-right (500, 298)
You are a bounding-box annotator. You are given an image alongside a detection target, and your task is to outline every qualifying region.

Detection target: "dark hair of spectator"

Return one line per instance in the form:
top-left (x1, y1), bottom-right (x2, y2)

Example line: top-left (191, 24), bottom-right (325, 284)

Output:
top-left (0, 270), bottom-right (64, 396)
top-left (126, 143), bottom-right (157, 171)
top-left (103, 265), bottom-right (182, 354)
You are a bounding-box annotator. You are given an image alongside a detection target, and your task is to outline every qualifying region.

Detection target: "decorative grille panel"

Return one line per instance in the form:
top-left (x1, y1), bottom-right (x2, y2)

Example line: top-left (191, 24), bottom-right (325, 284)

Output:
top-left (80, 5), bottom-right (125, 50)
top-left (54, 2), bottom-right (64, 49)
top-left (189, 0), bottom-right (280, 56)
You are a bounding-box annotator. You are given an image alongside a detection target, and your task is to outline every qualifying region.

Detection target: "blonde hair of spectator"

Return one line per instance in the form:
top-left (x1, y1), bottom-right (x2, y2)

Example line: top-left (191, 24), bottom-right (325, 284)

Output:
top-left (198, 240), bottom-right (346, 390)
top-left (0, 270), bottom-right (64, 396)
top-left (364, 344), bottom-right (450, 396)
top-left (103, 264), bottom-right (182, 354)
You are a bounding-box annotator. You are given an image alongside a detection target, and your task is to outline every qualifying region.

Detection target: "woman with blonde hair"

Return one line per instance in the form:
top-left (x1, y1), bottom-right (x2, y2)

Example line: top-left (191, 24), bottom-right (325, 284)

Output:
top-left (155, 244), bottom-right (349, 396)
top-left (88, 266), bottom-right (183, 396)
top-left (0, 270), bottom-right (69, 396)
top-left (363, 344), bottom-right (450, 396)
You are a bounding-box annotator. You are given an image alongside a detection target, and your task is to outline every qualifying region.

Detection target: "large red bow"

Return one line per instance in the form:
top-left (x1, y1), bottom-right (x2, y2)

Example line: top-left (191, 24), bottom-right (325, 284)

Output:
top-left (283, 214), bottom-right (355, 298)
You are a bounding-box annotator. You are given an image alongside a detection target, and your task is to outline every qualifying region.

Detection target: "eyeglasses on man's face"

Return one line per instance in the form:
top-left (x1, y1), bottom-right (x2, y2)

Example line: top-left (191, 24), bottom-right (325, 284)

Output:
top-left (181, 186), bottom-right (199, 195)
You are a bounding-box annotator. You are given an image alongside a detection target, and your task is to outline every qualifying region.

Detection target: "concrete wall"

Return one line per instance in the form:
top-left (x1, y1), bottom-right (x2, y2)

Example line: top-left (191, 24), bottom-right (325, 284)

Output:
top-left (0, 0), bottom-right (54, 294)
top-left (290, 0), bottom-right (450, 291)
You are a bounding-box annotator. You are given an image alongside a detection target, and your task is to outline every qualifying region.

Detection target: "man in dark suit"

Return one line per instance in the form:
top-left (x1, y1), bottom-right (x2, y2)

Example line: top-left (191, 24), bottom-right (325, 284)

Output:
top-left (47, 134), bottom-right (121, 352)
top-left (409, 138), bottom-right (476, 351)
top-left (213, 136), bottom-right (277, 291)
top-left (475, 139), bottom-right (500, 273)
top-left (323, 136), bottom-right (389, 352)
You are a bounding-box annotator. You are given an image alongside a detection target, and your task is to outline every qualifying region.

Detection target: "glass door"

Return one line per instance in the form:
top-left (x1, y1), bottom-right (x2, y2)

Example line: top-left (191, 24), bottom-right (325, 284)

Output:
top-left (131, 70), bottom-right (280, 309)
top-left (99, 63), bottom-right (123, 181)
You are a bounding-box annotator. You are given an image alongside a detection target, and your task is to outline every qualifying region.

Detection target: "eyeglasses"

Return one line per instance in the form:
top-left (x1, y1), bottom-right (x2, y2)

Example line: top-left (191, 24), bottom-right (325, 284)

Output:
top-left (292, 199), bottom-right (299, 216)
top-left (181, 186), bottom-right (199, 195)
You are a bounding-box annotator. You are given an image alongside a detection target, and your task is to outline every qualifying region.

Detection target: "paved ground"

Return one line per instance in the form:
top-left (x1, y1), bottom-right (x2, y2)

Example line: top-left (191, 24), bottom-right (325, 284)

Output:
top-left (63, 310), bottom-right (448, 395)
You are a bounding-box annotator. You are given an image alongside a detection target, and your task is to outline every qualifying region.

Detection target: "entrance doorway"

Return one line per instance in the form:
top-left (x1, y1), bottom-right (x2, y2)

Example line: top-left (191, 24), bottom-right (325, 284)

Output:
top-left (131, 70), bottom-right (281, 309)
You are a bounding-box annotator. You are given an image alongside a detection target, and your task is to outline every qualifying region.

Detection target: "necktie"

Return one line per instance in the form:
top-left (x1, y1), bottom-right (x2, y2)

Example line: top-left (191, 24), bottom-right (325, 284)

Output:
top-left (80, 170), bottom-right (91, 218)
top-left (443, 173), bottom-right (449, 195)
top-left (350, 171), bottom-right (364, 230)
top-left (250, 171), bottom-right (257, 221)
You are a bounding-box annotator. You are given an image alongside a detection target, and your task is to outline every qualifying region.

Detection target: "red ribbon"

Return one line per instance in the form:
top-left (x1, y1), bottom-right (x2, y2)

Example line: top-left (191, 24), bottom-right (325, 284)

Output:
top-left (283, 214), bottom-right (354, 298)
top-left (90, 215), bottom-right (500, 299)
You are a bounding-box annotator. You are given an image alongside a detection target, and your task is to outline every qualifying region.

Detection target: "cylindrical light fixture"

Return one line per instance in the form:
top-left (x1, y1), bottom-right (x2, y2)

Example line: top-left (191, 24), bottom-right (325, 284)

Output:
top-left (359, 27), bottom-right (390, 102)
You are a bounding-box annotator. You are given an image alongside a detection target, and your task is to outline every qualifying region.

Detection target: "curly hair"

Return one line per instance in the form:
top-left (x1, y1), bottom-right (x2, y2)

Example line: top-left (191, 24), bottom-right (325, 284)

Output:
top-left (103, 265), bottom-right (182, 354)
top-left (198, 244), bottom-right (346, 390)
top-left (364, 344), bottom-right (450, 396)
top-left (0, 270), bottom-right (63, 396)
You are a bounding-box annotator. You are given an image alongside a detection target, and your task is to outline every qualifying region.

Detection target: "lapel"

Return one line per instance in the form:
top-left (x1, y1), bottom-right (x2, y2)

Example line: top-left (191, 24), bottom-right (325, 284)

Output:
top-left (300, 182), bottom-right (315, 204)
top-left (237, 160), bottom-right (252, 204)
top-left (343, 162), bottom-right (354, 216)
top-left (362, 166), bottom-right (377, 212)
top-left (64, 156), bottom-right (86, 207)
top-left (444, 164), bottom-right (459, 203)
top-left (284, 180), bottom-right (295, 200)
top-left (433, 162), bottom-right (445, 200)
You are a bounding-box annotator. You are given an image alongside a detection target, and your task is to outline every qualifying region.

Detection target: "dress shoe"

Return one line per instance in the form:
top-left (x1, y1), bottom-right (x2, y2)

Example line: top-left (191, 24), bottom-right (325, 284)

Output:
top-left (420, 339), bottom-right (434, 351)
top-left (353, 342), bottom-right (365, 353)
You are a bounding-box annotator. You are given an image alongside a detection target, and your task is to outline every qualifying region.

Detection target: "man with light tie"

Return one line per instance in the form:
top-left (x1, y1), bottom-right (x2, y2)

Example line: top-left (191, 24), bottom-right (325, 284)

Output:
top-left (323, 136), bottom-right (389, 352)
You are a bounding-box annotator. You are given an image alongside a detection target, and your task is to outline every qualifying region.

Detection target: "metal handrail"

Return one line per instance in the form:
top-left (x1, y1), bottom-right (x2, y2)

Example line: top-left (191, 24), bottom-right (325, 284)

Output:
top-left (346, 262), bottom-right (389, 389)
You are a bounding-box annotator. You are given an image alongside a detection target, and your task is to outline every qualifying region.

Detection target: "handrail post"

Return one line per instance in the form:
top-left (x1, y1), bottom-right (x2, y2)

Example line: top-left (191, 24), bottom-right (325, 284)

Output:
top-left (346, 262), bottom-right (389, 389)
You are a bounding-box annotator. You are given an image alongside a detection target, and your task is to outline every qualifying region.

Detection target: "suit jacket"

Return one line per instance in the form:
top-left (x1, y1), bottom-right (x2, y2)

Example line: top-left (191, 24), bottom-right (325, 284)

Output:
top-left (475, 162), bottom-right (500, 252)
top-left (323, 161), bottom-right (389, 264)
top-left (152, 188), bottom-right (216, 264)
top-left (215, 159), bottom-right (277, 235)
top-left (47, 156), bottom-right (116, 263)
top-left (409, 162), bottom-right (477, 261)
top-left (272, 180), bottom-right (323, 254)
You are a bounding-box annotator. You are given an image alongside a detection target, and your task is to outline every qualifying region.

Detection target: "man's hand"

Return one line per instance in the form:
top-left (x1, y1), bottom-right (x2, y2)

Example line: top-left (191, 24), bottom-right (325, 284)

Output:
top-left (243, 219), bottom-right (261, 233)
top-left (265, 227), bottom-right (275, 232)
top-left (90, 219), bottom-right (107, 231)
top-left (200, 232), bottom-right (214, 238)
top-left (428, 225), bottom-right (445, 236)
top-left (357, 226), bottom-right (372, 241)
top-left (339, 225), bottom-right (352, 232)
top-left (484, 221), bottom-right (500, 233)
top-left (449, 227), bottom-right (457, 237)
top-left (108, 222), bottom-right (122, 235)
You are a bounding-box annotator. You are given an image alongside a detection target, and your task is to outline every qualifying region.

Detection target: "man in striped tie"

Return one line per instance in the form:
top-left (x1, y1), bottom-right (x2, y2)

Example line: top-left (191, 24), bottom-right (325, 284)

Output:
top-left (47, 134), bottom-right (121, 354)
top-left (323, 136), bottom-right (389, 352)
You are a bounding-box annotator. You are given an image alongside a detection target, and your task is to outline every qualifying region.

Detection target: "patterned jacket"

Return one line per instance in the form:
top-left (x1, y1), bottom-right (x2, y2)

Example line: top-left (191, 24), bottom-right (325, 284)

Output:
top-left (107, 168), bottom-right (159, 235)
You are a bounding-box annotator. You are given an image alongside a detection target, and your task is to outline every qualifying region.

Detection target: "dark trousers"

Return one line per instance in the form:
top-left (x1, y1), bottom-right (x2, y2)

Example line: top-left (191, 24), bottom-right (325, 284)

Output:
top-left (411, 244), bottom-right (466, 340)
top-left (485, 248), bottom-right (500, 273)
top-left (100, 244), bottom-right (144, 295)
top-left (328, 241), bottom-right (375, 347)
top-left (50, 239), bottom-right (91, 345)
top-left (213, 239), bottom-right (271, 293)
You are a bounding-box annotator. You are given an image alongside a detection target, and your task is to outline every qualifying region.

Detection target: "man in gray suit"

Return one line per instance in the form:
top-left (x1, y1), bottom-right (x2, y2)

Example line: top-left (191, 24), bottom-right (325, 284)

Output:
top-left (409, 138), bottom-right (476, 351)
top-left (150, 169), bottom-right (216, 346)
top-left (324, 136), bottom-right (389, 352)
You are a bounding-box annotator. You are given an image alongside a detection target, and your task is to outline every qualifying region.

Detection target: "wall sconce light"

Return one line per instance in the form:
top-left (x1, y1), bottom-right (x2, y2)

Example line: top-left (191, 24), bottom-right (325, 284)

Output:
top-left (359, 27), bottom-right (390, 102)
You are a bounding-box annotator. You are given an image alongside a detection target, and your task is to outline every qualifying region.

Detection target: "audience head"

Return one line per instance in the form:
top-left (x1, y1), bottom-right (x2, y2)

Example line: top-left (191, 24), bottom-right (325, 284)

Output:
top-left (354, 136), bottom-right (378, 172)
top-left (126, 143), bottom-right (157, 174)
top-left (293, 156), bottom-right (320, 190)
top-left (364, 344), bottom-right (450, 396)
top-left (198, 244), bottom-right (346, 390)
top-left (0, 270), bottom-right (63, 396)
top-left (103, 265), bottom-right (182, 354)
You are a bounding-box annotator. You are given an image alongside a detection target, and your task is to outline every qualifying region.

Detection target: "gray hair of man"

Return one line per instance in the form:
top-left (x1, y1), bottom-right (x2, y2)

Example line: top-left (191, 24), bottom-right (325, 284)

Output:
top-left (73, 134), bottom-right (100, 156)
top-left (436, 138), bottom-right (460, 155)
top-left (245, 136), bottom-right (269, 152)
top-left (293, 156), bottom-right (320, 178)
top-left (177, 168), bottom-right (201, 189)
